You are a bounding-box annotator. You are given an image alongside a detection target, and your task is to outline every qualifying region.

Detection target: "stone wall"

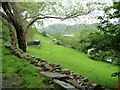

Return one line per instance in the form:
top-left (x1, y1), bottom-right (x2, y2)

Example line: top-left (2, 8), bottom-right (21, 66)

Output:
top-left (5, 44), bottom-right (104, 90)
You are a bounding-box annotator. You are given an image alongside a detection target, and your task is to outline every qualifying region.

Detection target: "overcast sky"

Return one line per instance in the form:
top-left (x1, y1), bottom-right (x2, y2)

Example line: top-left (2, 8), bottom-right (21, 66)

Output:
top-left (35, 0), bottom-right (113, 27)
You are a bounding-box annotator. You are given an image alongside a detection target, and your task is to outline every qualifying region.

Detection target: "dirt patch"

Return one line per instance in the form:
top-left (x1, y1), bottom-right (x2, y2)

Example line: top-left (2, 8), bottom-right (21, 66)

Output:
top-left (2, 77), bottom-right (21, 88)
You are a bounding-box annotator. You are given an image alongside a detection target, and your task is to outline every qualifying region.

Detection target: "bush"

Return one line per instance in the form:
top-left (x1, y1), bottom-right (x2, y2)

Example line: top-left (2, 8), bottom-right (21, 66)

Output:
top-left (56, 40), bottom-right (62, 45)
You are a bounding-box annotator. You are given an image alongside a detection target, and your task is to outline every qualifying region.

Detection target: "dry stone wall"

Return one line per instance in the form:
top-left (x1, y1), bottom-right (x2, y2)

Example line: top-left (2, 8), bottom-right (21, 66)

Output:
top-left (5, 43), bottom-right (104, 90)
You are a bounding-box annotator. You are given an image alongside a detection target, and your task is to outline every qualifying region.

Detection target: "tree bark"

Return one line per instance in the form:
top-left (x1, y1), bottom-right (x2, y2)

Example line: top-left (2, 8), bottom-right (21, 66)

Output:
top-left (15, 23), bottom-right (26, 52)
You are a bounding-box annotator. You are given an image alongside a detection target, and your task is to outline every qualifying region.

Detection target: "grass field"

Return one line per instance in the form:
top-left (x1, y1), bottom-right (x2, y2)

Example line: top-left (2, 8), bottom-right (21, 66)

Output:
top-left (27, 33), bottom-right (118, 88)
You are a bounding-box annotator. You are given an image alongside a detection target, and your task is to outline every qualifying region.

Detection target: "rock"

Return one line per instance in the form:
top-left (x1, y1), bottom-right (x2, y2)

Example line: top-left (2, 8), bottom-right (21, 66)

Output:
top-left (30, 58), bottom-right (38, 64)
top-left (79, 82), bottom-right (84, 86)
top-left (52, 39), bottom-right (57, 44)
top-left (37, 61), bottom-right (42, 67)
top-left (34, 67), bottom-right (42, 70)
top-left (31, 56), bottom-right (35, 58)
top-left (37, 61), bottom-right (46, 67)
top-left (94, 85), bottom-right (103, 90)
top-left (54, 68), bottom-right (61, 72)
top-left (82, 86), bottom-right (88, 90)
top-left (54, 64), bottom-right (60, 67)
top-left (27, 40), bottom-right (40, 45)
top-left (65, 79), bottom-right (82, 89)
top-left (83, 77), bottom-right (89, 82)
top-left (51, 63), bottom-right (57, 68)
top-left (61, 69), bottom-right (70, 75)
top-left (75, 75), bottom-right (81, 80)
top-left (53, 66), bottom-right (62, 70)
top-left (4, 42), bottom-right (11, 48)
top-left (48, 62), bottom-right (53, 66)
top-left (68, 75), bottom-right (74, 79)
top-left (43, 64), bottom-right (53, 71)
top-left (53, 79), bottom-right (79, 90)
top-left (77, 80), bottom-right (82, 84)
top-left (40, 59), bottom-right (46, 62)
top-left (40, 71), bottom-right (69, 79)
top-left (22, 53), bottom-right (30, 59)
top-left (71, 72), bottom-right (80, 78)
top-left (35, 57), bottom-right (42, 61)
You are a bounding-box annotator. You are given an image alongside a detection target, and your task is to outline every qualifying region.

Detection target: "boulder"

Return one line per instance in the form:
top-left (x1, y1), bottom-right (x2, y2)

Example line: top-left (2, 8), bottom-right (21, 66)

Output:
top-left (27, 40), bottom-right (40, 45)
top-left (61, 69), bottom-right (70, 75)
top-left (40, 71), bottom-right (69, 79)
top-left (65, 79), bottom-right (82, 89)
top-left (4, 42), bottom-right (11, 48)
top-left (53, 79), bottom-right (78, 90)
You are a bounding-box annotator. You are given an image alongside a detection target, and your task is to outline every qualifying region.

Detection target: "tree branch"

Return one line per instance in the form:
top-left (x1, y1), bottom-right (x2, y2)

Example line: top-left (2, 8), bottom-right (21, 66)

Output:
top-left (27, 10), bottom-right (92, 29)
top-left (27, 16), bottom-right (64, 28)
top-left (0, 11), bottom-right (12, 24)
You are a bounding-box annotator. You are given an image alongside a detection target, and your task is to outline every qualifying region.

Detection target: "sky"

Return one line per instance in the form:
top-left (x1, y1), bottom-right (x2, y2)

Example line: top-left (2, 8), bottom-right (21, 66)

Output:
top-left (38, 0), bottom-right (113, 27)
top-left (42, 10), bottom-right (104, 27)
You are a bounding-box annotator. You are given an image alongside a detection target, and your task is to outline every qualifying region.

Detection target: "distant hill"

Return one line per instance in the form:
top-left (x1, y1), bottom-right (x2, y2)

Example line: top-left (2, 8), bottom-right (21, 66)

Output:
top-left (37, 23), bottom-right (97, 35)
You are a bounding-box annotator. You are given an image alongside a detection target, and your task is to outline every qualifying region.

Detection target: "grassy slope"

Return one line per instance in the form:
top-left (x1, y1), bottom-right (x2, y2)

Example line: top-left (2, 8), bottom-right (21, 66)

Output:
top-left (27, 32), bottom-right (118, 88)
top-left (2, 44), bottom-right (54, 88)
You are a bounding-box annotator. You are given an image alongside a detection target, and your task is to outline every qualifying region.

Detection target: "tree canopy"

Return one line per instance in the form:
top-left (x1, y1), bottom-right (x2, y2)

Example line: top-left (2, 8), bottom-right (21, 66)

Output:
top-left (1, 1), bottom-right (102, 52)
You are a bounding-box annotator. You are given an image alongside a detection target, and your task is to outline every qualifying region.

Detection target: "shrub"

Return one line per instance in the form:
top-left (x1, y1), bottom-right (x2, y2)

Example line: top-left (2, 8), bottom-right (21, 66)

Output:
top-left (56, 40), bottom-right (62, 45)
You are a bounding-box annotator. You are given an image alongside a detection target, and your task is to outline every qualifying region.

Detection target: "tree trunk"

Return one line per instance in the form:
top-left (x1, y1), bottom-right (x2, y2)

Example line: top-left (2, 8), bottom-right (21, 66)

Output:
top-left (14, 24), bottom-right (26, 52)
top-left (2, 2), bottom-right (26, 52)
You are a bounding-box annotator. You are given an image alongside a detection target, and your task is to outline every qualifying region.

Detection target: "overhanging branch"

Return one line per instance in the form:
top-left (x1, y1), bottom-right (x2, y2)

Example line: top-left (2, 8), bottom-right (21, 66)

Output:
top-left (27, 9), bottom-right (93, 29)
top-left (27, 16), bottom-right (64, 28)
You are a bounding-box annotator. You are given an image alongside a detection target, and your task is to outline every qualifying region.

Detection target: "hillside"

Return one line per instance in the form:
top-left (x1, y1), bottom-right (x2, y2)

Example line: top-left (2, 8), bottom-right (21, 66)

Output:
top-left (37, 23), bottom-right (97, 35)
top-left (27, 31), bottom-right (118, 88)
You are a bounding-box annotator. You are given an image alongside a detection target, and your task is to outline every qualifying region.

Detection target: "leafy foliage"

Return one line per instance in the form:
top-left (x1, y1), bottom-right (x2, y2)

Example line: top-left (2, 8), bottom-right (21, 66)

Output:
top-left (97, 1), bottom-right (120, 65)
top-left (98, 1), bottom-right (120, 51)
